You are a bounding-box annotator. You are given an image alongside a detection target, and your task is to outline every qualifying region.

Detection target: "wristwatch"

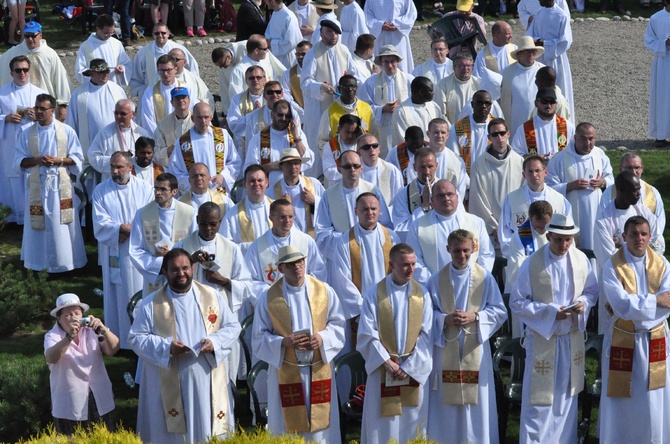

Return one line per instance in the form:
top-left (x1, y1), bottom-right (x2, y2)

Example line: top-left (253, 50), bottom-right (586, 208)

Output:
top-left (474, 312), bottom-right (480, 322)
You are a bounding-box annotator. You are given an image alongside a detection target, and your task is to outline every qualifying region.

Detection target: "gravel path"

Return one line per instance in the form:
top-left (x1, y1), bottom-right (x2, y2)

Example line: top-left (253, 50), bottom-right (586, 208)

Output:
top-left (59, 19), bottom-right (657, 151)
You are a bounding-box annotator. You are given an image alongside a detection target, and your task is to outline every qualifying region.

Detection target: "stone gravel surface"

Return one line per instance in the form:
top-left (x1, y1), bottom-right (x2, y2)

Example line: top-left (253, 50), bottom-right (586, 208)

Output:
top-left (60, 19), bottom-right (657, 151)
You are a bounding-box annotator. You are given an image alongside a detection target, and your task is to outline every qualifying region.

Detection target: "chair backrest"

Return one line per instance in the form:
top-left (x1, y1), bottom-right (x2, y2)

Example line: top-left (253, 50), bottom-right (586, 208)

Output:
top-left (79, 165), bottom-right (101, 199)
top-left (127, 290), bottom-right (143, 324)
top-left (333, 351), bottom-right (367, 405)
top-left (238, 314), bottom-right (254, 373)
top-left (247, 360), bottom-right (269, 426)
top-left (584, 333), bottom-right (604, 394)
top-left (493, 337), bottom-right (525, 400)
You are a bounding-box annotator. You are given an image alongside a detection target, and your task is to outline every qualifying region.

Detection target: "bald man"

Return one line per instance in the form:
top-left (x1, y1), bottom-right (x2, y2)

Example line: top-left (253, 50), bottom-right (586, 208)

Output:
top-left (169, 102), bottom-right (242, 195)
top-left (473, 21), bottom-right (517, 78)
top-left (170, 48), bottom-right (215, 110)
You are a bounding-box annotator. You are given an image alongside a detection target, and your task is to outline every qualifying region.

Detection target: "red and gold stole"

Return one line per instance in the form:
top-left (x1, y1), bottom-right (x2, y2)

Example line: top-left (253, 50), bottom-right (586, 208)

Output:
top-left (377, 278), bottom-right (424, 416)
top-left (348, 225), bottom-right (393, 293)
top-left (153, 281), bottom-right (230, 435)
top-left (397, 142), bottom-right (411, 185)
top-left (439, 263), bottom-right (485, 404)
top-left (267, 276), bottom-right (332, 432)
top-left (28, 121), bottom-right (73, 230)
top-left (608, 247), bottom-right (667, 397)
top-left (524, 115), bottom-right (569, 156)
top-left (260, 127), bottom-right (296, 165)
top-left (179, 127), bottom-right (228, 194)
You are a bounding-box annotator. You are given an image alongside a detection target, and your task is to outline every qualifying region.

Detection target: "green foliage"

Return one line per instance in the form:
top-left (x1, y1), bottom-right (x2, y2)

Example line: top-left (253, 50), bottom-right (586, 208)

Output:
top-left (0, 263), bottom-right (61, 337)
top-left (0, 355), bottom-right (51, 443)
top-left (0, 204), bottom-right (12, 232)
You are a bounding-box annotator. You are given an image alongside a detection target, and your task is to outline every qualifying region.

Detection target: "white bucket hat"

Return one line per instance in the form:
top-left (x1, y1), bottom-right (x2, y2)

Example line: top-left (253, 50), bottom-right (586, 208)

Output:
top-left (546, 213), bottom-right (580, 235)
top-left (374, 44), bottom-right (403, 66)
top-left (50, 293), bottom-right (90, 318)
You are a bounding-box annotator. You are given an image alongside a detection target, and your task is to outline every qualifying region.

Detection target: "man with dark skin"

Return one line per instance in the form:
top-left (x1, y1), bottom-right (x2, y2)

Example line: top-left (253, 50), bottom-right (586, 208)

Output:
top-left (446, 90), bottom-right (494, 173)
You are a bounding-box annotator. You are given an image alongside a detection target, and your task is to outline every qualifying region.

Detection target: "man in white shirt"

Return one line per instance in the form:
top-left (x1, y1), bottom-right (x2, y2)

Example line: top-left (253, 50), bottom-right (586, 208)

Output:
top-left (322, 114), bottom-right (363, 184)
top-left (386, 125), bottom-right (425, 186)
top-left (498, 155), bottom-right (572, 257)
top-left (66, 59), bottom-right (127, 159)
top-left (511, 87), bottom-right (574, 159)
top-left (153, 87), bottom-right (193, 167)
top-left (546, 122), bottom-right (613, 250)
top-left (242, 81), bottom-right (302, 147)
top-left (473, 21), bottom-right (516, 78)
top-left (281, 41), bottom-right (312, 122)
top-left (406, 179), bottom-right (494, 283)
top-left (141, 55), bottom-right (195, 134)
top-left (229, 34), bottom-right (286, 102)
top-left (227, 65), bottom-right (267, 155)
top-left (212, 41), bottom-right (246, 113)
top-left (339, 0), bottom-right (369, 53)
top-left (469, 117), bottom-right (525, 254)
top-left (351, 34), bottom-right (380, 82)
top-left (0, 55), bottom-right (47, 223)
top-left (178, 163), bottom-right (235, 221)
top-left (391, 76), bottom-right (443, 147)
top-left (412, 38), bottom-right (453, 84)
top-left (92, 151), bottom-right (153, 348)
top-left (288, 0), bottom-right (319, 41)
top-left (265, 0), bottom-right (302, 68)
top-left (89, 99), bottom-right (151, 182)
top-left (510, 213), bottom-right (598, 444)
top-left (364, 0), bottom-right (417, 72)
top-left (358, 133), bottom-right (404, 208)
top-left (435, 52), bottom-right (480, 124)
top-left (170, 102), bottom-right (241, 194)
top-left (75, 14), bottom-right (132, 87)
top-left (267, 148), bottom-right (325, 235)
top-left (170, 48), bottom-right (214, 110)
top-left (132, 137), bottom-right (166, 186)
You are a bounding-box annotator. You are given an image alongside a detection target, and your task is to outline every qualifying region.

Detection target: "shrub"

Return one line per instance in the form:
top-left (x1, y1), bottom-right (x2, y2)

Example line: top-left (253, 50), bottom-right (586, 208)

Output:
top-left (0, 263), bottom-right (61, 337)
top-left (0, 355), bottom-right (51, 443)
top-left (0, 204), bottom-right (12, 231)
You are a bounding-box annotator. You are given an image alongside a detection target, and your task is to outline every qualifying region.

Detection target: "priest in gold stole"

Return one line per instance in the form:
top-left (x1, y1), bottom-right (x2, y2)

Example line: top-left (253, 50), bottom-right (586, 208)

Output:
top-left (252, 245), bottom-right (345, 443)
top-left (357, 243), bottom-right (433, 444)
top-left (510, 213), bottom-right (598, 444)
top-left (426, 229), bottom-right (507, 443)
top-left (599, 215), bottom-right (670, 443)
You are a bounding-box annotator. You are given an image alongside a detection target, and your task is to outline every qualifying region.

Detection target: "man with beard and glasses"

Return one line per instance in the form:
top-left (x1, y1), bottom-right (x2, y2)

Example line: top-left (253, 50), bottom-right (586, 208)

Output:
top-left (92, 151), bottom-right (153, 348)
top-left (129, 248), bottom-right (241, 443)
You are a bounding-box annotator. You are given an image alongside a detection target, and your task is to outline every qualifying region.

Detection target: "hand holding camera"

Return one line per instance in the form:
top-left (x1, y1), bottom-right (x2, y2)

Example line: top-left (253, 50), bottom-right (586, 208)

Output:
top-left (79, 315), bottom-right (107, 342)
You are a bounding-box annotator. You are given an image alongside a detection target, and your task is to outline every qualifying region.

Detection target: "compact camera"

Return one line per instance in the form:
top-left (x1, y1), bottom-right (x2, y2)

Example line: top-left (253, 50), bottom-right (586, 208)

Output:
top-left (79, 316), bottom-right (91, 327)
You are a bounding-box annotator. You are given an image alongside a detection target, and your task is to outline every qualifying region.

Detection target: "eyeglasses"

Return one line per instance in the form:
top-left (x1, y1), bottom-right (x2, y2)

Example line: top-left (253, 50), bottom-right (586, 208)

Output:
top-left (489, 131), bottom-right (508, 138)
top-left (13, 68), bottom-right (29, 73)
top-left (114, 110), bottom-right (131, 116)
top-left (264, 89), bottom-right (282, 95)
top-left (153, 31), bottom-right (168, 36)
top-left (358, 143), bottom-right (379, 151)
top-left (340, 163), bottom-right (362, 170)
top-left (455, 64), bottom-right (473, 70)
top-left (24, 33), bottom-right (40, 39)
top-left (158, 68), bottom-right (175, 74)
top-left (35, 106), bottom-right (53, 112)
top-left (539, 98), bottom-right (557, 105)
top-left (247, 75), bottom-right (265, 80)
top-left (172, 57), bottom-right (185, 62)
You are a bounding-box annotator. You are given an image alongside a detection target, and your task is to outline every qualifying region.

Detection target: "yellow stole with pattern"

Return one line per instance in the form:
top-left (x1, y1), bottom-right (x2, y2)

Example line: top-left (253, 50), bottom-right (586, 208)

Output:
top-left (348, 225), bottom-right (393, 292)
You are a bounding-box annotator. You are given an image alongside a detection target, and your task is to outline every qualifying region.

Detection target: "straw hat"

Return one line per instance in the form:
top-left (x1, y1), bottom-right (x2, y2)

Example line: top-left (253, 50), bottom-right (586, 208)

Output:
top-left (374, 44), bottom-right (403, 66)
top-left (276, 245), bottom-right (307, 265)
top-left (510, 36), bottom-right (545, 60)
top-left (312, 0), bottom-right (338, 10)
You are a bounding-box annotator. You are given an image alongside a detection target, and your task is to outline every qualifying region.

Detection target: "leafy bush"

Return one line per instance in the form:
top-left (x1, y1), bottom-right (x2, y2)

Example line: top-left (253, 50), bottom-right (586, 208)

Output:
top-left (0, 204), bottom-right (12, 231)
top-left (0, 263), bottom-right (61, 337)
top-left (0, 355), bottom-right (51, 443)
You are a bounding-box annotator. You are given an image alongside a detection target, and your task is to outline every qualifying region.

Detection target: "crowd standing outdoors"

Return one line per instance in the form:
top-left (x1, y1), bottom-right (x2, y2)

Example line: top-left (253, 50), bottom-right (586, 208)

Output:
top-left (0, 0), bottom-right (668, 441)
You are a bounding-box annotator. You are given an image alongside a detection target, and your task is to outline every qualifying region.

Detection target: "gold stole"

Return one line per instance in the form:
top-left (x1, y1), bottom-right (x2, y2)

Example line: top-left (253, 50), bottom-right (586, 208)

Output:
top-left (523, 115), bottom-right (568, 156)
top-left (439, 263), bottom-right (485, 404)
top-left (455, 116), bottom-right (473, 174)
top-left (267, 276), bottom-right (332, 432)
top-left (236, 196), bottom-right (273, 243)
top-left (374, 71), bottom-right (409, 106)
top-left (326, 180), bottom-right (375, 233)
top-left (417, 211), bottom-right (480, 274)
top-left (289, 65), bottom-right (304, 108)
top-left (153, 282), bottom-right (229, 435)
top-left (273, 177), bottom-right (315, 238)
top-left (483, 43), bottom-right (515, 73)
top-left (377, 278), bottom-right (424, 416)
top-left (607, 247), bottom-right (666, 397)
top-left (28, 121), bottom-right (73, 230)
top-left (313, 41), bottom-right (349, 112)
top-left (239, 90), bottom-right (255, 115)
top-left (153, 81), bottom-right (184, 123)
top-left (528, 245), bottom-right (586, 405)
top-left (611, 181), bottom-right (657, 214)
top-left (178, 189), bottom-right (227, 219)
top-left (348, 225), bottom-right (393, 292)
top-left (178, 127), bottom-right (228, 194)
top-left (259, 127), bottom-right (295, 165)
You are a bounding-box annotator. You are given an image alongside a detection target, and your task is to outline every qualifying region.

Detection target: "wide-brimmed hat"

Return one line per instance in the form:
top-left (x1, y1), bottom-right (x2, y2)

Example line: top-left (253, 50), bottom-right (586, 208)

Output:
top-left (374, 44), bottom-right (403, 66)
top-left (50, 293), bottom-right (90, 318)
top-left (82, 58), bottom-right (110, 76)
top-left (312, 0), bottom-right (338, 10)
top-left (456, 0), bottom-right (474, 11)
top-left (546, 213), bottom-right (580, 235)
top-left (276, 245), bottom-right (307, 265)
top-left (278, 147), bottom-right (309, 164)
top-left (510, 36), bottom-right (544, 60)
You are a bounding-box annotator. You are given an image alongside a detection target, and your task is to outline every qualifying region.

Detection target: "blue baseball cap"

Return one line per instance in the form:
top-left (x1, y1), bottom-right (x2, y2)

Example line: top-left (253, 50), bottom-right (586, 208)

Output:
top-left (24, 21), bottom-right (42, 34)
top-left (170, 86), bottom-right (189, 99)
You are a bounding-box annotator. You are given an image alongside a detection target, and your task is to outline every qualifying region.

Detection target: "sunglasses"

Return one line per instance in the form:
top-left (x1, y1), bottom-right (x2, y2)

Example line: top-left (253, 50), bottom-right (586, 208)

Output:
top-left (489, 131), bottom-right (508, 138)
top-left (153, 31), bottom-right (168, 36)
top-left (13, 68), bottom-right (29, 73)
top-left (539, 98), bottom-right (557, 105)
top-left (340, 163), bottom-right (362, 170)
top-left (359, 143), bottom-right (379, 151)
top-left (114, 111), bottom-right (131, 116)
top-left (264, 90), bottom-right (282, 95)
